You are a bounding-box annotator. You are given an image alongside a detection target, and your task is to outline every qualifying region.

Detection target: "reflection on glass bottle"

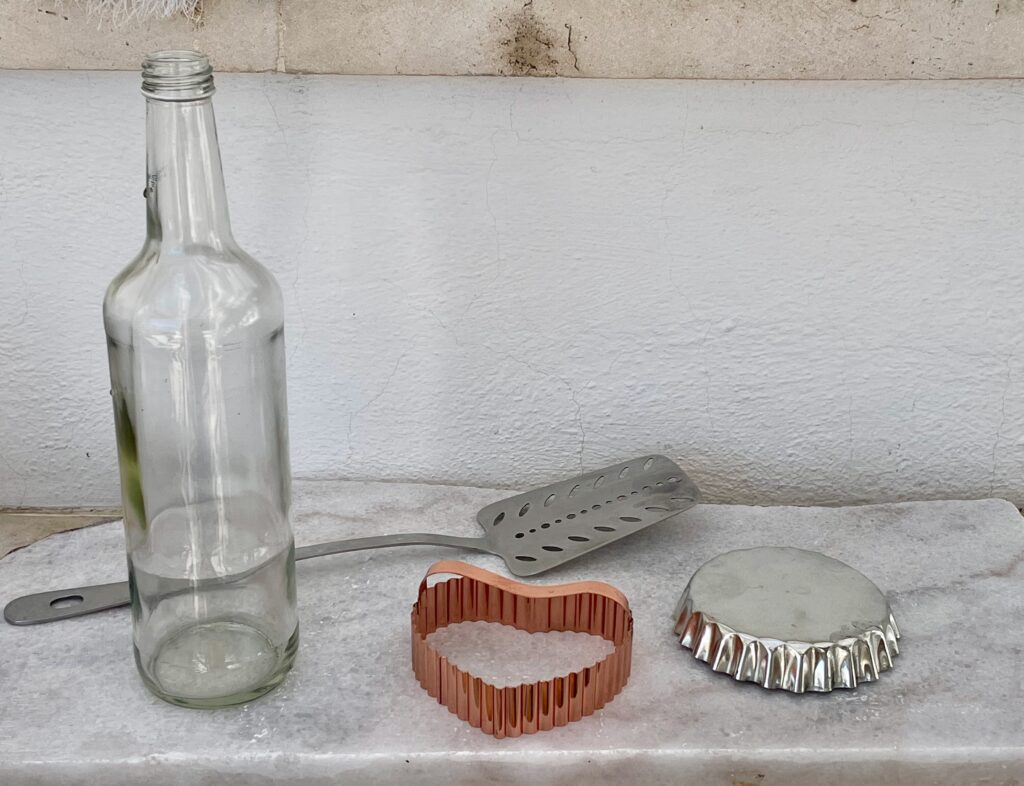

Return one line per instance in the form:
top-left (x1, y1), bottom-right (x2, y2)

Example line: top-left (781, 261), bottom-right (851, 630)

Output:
top-left (104, 51), bottom-right (298, 708)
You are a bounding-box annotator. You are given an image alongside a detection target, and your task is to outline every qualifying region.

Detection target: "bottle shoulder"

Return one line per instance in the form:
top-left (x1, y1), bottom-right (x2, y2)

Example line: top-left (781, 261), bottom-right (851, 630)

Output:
top-left (104, 242), bottom-right (284, 344)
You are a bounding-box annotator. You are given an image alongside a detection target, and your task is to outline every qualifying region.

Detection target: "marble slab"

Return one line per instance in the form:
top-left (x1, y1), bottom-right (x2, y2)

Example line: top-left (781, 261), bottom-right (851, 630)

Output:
top-left (1, 481), bottom-right (1022, 785)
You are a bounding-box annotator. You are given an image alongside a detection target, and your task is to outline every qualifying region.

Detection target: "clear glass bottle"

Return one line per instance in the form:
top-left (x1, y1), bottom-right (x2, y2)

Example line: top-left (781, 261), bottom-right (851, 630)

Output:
top-left (104, 51), bottom-right (298, 708)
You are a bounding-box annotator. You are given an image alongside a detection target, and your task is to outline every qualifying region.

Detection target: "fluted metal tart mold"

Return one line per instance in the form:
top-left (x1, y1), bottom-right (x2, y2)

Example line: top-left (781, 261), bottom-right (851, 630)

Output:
top-left (673, 547), bottom-right (900, 693)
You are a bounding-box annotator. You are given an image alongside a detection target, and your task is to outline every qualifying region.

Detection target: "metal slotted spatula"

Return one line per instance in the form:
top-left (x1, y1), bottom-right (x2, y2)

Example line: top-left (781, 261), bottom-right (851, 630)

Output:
top-left (4, 456), bottom-right (699, 625)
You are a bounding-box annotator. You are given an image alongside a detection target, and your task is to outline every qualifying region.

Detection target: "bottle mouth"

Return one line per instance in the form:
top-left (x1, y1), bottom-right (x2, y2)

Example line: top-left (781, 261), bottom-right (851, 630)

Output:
top-left (142, 50), bottom-right (215, 101)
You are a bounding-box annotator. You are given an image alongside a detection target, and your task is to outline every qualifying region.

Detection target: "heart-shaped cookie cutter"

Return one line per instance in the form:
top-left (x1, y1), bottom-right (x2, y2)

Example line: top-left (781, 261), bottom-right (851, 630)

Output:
top-left (411, 560), bottom-right (633, 738)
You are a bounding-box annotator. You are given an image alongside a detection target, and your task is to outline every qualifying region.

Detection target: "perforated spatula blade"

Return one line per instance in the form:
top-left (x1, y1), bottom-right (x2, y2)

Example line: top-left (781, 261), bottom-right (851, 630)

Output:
top-left (477, 454), bottom-right (699, 576)
top-left (5, 456), bottom-right (699, 624)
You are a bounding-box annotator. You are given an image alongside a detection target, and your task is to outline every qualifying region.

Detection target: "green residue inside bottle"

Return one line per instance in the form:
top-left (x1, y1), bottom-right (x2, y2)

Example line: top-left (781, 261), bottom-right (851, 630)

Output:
top-left (115, 396), bottom-right (147, 530)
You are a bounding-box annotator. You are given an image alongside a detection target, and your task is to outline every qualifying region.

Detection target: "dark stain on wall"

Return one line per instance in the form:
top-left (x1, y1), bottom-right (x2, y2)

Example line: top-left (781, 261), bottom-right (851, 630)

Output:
top-left (496, 1), bottom-right (561, 76)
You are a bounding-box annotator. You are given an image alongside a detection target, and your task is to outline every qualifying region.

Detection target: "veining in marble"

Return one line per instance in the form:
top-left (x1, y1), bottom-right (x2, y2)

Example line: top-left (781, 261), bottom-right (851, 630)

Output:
top-left (427, 621), bottom-right (615, 687)
top-left (1, 480), bottom-right (1022, 784)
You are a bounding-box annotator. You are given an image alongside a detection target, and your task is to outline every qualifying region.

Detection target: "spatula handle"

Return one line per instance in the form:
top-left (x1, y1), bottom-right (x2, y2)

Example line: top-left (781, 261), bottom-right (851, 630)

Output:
top-left (3, 533), bottom-right (493, 626)
top-left (4, 582), bottom-right (132, 626)
top-left (294, 532), bottom-right (490, 561)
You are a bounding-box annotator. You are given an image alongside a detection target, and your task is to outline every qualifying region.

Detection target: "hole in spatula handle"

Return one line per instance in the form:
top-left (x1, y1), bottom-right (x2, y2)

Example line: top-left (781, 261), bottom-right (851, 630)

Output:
top-left (49, 595), bottom-right (85, 609)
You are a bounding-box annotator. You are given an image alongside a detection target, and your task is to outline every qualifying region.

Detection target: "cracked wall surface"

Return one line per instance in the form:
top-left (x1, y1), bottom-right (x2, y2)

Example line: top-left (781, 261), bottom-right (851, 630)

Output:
top-left (2, 72), bottom-right (1023, 506)
top-left (2, 0), bottom-right (1023, 77)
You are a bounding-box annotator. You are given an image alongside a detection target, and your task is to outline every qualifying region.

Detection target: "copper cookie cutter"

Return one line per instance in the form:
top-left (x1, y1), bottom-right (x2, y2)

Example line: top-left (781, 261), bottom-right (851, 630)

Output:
top-left (410, 560), bottom-right (634, 738)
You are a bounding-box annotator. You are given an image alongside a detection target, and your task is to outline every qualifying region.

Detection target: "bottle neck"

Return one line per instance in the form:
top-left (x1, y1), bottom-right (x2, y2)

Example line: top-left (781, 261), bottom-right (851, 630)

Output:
top-left (145, 97), bottom-right (234, 250)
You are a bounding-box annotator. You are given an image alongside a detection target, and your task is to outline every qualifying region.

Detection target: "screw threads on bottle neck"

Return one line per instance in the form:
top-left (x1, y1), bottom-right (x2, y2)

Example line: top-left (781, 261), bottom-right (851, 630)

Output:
top-left (142, 50), bottom-right (215, 101)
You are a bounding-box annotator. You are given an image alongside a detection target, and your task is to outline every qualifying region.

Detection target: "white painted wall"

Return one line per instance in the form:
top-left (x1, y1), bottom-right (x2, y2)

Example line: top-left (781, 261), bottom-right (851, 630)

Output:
top-left (1, 72), bottom-right (1023, 507)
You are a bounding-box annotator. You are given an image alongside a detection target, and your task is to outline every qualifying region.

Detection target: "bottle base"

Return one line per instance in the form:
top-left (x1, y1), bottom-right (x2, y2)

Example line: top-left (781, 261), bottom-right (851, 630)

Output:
top-left (136, 619), bottom-right (298, 708)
